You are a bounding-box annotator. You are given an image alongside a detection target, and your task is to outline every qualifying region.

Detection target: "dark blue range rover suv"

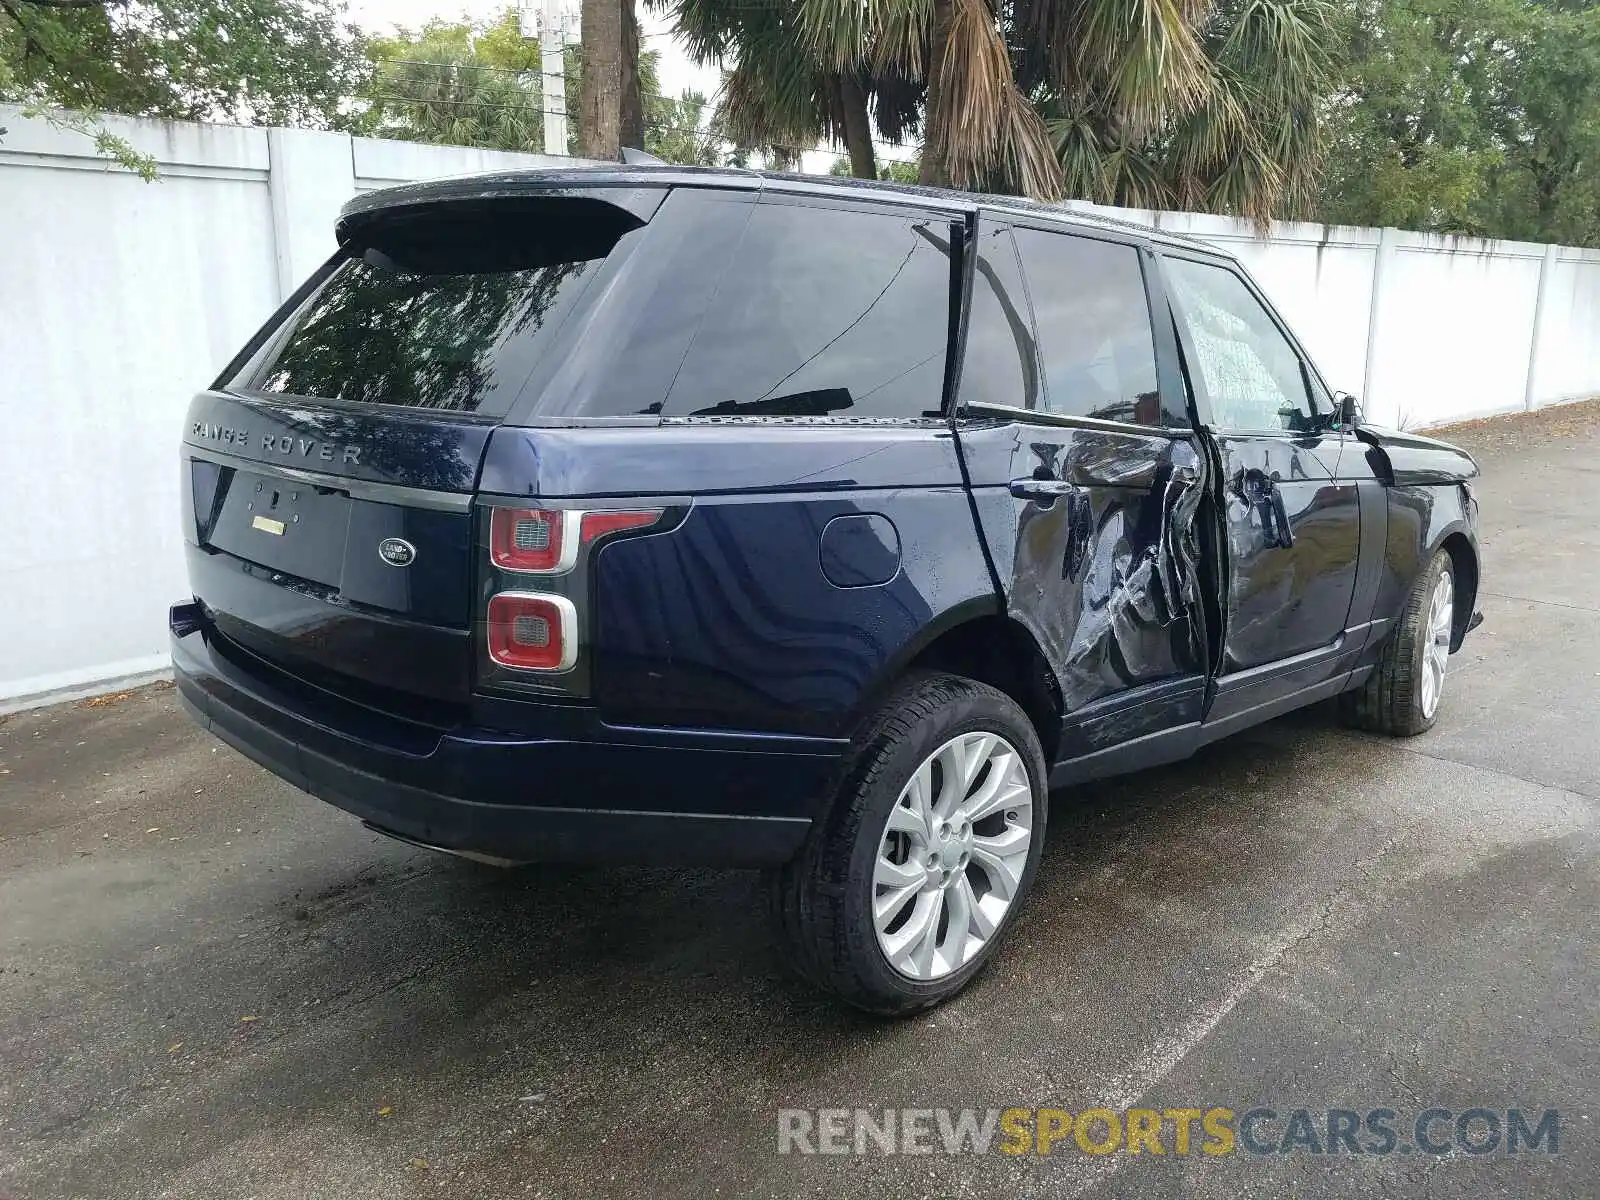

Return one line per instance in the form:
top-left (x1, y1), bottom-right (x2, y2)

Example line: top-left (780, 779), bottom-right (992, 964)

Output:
top-left (172, 167), bottom-right (1481, 1013)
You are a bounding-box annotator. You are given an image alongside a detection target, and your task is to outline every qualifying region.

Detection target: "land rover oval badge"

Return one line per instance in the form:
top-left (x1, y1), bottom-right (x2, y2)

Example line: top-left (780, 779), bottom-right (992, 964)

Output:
top-left (378, 538), bottom-right (416, 567)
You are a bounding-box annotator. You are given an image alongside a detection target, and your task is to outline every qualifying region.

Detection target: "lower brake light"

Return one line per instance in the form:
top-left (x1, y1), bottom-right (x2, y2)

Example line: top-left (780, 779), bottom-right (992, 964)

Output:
top-left (486, 593), bottom-right (577, 671)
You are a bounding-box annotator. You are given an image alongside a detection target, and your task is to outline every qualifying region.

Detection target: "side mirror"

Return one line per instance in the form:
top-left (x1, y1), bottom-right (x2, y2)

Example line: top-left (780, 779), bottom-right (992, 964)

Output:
top-left (1335, 392), bottom-right (1360, 428)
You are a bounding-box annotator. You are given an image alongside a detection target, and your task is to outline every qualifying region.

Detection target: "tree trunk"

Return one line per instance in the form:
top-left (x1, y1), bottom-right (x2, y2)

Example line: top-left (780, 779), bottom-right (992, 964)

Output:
top-left (839, 73), bottom-right (877, 179)
top-left (618, 0), bottom-right (644, 152)
top-left (578, 0), bottom-right (622, 161)
top-left (918, 0), bottom-right (956, 188)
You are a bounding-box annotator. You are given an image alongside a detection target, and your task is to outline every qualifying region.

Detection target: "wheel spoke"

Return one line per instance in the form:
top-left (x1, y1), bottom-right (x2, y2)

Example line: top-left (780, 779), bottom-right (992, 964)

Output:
top-left (1432, 578), bottom-right (1453, 640)
top-left (886, 801), bottom-right (927, 838)
top-left (932, 738), bottom-right (969, 819)
top-left (874, 854), bottom-right (924, 892)
top-left (973, 824), bottom-right (1030, 859)
top-left (962, 872), bottom-right (1001, 939)
top-left (873, 879), bottom-right (921, 930)
top-left (912, 889), bottom-right (945, 976)
top-left (1418, 573), bottom-right (1454, 719)
top-left (882, 889), bottom-right (943, 975)
top-left (904, 759), bottom-right (935, 835)
top-left (959, 734), bottom-right (996, 791)
top-left (971, 836), bottom-right (1027, 900)
top-left (961, 757), bottom-right (1029, 824)
top-left (942, 871), bottom-right (976, 966)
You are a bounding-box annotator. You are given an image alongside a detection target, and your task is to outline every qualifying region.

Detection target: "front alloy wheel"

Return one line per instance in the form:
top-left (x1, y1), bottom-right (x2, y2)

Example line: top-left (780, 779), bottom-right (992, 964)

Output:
top-left (1340, 548), bottom-right (1457, 736)
top-left (1419, 569), bottom-right (1454, 720)
top-left (768, 672), bottom-right (1048, 1015)
top-left (873, 732), bottom-right (1033, 980)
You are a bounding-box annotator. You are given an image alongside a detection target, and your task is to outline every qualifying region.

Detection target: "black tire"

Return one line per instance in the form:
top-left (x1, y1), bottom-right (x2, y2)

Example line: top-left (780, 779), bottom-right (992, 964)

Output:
top-left (766, 671), bottom-right (1048, 1016)
top-left (1340, 549), bottom-right (1455, 736)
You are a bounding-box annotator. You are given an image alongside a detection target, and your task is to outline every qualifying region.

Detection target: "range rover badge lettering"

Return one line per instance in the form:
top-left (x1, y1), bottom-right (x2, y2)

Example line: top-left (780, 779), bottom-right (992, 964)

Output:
top-left (378, 538), bottom-right (417, 567)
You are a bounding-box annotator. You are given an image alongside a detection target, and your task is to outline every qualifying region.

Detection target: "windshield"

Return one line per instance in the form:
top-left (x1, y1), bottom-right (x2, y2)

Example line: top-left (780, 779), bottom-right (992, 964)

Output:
top-left (234, 197), bottom-right (643, 416)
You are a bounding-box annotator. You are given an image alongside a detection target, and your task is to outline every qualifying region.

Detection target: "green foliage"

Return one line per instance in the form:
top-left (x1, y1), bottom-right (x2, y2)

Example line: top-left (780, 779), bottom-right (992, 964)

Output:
top-left (677, 0), bottom-right (1341, 213)
top-left (0, 0), bottom-right (366, 176)
top-left (364, 8), bottom-right (733, 165)
top-left (673, 0), bottom-right (921, 182)
top-left (1027, 0), bottom-right (1343, 220)
top-left (828, 153), bottom-right (920, 183)
top-left (646, 87), bottom-right (730, 164)
top-left (1319, 0), bottom-right (1600, 245)
top-left (360, 11), bottom-right (546, 151)
top-left (0, 0), bottom-right (366, 126)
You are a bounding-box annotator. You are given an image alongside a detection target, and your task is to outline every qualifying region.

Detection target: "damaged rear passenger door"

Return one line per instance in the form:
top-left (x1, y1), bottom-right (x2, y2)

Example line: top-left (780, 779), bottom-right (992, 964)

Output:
top-left (953, 216), bottom-right (1211, 783)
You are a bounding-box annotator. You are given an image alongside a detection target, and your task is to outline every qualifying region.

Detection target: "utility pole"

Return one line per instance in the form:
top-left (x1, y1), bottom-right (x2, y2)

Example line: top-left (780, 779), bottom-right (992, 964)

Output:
top-left (539, 0), bottom-right (570, 157)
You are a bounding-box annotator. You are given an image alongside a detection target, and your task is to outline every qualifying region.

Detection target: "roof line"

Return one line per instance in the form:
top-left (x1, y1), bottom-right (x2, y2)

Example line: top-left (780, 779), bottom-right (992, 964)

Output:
top-left (337, 164), bottom-right (1221, 255)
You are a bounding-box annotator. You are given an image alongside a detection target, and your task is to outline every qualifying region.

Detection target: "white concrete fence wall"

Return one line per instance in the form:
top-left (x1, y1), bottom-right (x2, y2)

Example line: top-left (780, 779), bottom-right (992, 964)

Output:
top-left (3, 104), bottom-right (1599, 709)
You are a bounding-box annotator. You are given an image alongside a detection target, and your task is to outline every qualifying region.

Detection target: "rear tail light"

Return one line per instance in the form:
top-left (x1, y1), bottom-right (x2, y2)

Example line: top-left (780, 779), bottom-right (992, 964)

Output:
top-left (486, 593), bottom-right (577, 672)
top-left (490, 508), bottom-right (577, 573)
top-left (580, 510), bottom-right (662, 543)
top-left (480, 504), bottom-right (669, 689)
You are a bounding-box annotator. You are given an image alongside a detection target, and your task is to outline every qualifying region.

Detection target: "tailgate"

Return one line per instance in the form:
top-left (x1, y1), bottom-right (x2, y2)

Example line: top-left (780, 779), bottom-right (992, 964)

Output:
top-left (178, 189), bottom-right (655, 711)
top-left (182, 395), bottom-right (483, 709)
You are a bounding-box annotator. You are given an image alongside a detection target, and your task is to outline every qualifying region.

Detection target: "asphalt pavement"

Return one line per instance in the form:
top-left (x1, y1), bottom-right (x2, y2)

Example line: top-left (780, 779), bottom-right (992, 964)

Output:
top-left (2, 403), bottom-right (1596, 1199)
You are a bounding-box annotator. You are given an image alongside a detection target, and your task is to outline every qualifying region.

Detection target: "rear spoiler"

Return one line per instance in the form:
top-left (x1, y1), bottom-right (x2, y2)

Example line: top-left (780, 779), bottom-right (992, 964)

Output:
top-left (334, 168), bottom-right (765, 245)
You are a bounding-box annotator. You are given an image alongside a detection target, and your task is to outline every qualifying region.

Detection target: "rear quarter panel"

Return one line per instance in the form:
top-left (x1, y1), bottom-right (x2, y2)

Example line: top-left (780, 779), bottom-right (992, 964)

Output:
top-left (481, 423), bottom-right (1000, 738)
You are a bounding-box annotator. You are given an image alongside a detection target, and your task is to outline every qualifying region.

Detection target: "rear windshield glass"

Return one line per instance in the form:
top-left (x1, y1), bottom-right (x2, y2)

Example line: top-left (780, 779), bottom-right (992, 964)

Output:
top-left (236, 199), bottom-right (638, 415)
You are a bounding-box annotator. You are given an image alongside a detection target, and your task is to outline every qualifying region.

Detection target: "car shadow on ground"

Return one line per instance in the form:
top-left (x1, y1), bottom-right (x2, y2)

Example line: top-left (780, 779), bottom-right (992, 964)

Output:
top-left (252, 701), bottom-right (1364, 1057)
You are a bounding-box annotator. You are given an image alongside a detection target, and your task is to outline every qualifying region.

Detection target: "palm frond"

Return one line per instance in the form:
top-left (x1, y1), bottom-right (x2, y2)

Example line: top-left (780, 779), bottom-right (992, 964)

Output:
top-left (927, 0), bottom-right (1062, 197)
top-left (1075, 0), bottom-right (1216, 134)
top-left (873, 0), bottom-right (934, 78)
top-left (796, 0), bottom-right (881, 69)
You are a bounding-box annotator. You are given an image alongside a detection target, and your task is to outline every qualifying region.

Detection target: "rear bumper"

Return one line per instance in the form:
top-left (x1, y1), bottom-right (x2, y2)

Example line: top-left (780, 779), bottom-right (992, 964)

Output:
top-left (171, 605), bottom-right (840, 865)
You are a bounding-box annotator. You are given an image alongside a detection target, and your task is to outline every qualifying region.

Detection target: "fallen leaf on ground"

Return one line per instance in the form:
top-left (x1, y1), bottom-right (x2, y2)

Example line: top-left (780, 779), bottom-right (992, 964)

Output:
top-left (78, 691), bottom-right (134, 708)
top-left (378, 1106), bottom-right (393, 1117)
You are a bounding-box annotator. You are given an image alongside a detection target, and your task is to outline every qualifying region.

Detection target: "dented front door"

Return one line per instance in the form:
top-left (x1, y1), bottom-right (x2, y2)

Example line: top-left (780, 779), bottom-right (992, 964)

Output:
top-left (952, 217), bottom-right (1209, 768)
top-left (1157, 250), bottom-right (1363, 731)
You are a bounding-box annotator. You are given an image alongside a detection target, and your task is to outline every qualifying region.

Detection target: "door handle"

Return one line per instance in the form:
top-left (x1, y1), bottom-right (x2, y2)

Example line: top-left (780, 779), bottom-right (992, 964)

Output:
top-left (1239, 469), bottom-right (1295, 549)
top-left (1009, 477), bottom-right (1075, 503)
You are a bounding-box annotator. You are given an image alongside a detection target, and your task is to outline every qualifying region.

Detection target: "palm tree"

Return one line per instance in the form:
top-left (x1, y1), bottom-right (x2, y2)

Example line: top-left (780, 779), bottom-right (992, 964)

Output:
top-left (1028, 0), bottom-right (1340, 220)
top-left (579, 0), bottom-right (642, 160)
top-left (668, 0), bottom-right (1337, 218)
top-left (670, 0), bottom-right (920, 180)
top-left (361, 15), bottom-right (546, 152)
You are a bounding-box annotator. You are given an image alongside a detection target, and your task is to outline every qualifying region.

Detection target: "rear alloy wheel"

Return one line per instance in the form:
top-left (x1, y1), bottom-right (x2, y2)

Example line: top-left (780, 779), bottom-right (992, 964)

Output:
top-left (1341, 549), bottom-right (1456, 736)
top-left (768, 672), bottom-right (1047, 1015)
top-left (873, 731), bottom-right (1034, 980)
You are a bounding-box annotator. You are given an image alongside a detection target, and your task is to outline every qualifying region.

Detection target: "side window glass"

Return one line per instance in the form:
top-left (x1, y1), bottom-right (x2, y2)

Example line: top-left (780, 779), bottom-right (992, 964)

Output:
top-left (662, 201), bottom-right (953, 418)
top-left (958, 224), bottom-right (1041, 411)
top-left (1164, 257), bottom-right (1313, 432)
top-left (1014, 229), bottom-right (1176, 428)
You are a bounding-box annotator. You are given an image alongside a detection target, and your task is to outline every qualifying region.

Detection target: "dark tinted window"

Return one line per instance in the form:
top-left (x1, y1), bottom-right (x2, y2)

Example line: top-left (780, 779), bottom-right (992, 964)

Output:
top-left (661, 201), bottom-right (953, 418)
top-left (958, 224), bottom-right (1041, 411)
top-left (241, 201), bottom-right (630, 414)
top-left (1015, 229), bottom-right (1173, 428)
